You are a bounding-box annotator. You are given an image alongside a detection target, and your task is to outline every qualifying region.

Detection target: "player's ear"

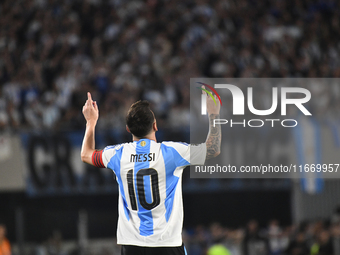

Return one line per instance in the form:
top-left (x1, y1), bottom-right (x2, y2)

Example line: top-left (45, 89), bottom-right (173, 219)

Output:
top-left (126, 125), bottom-right (131, 133)
top-left (153, 121), bottom-right (158, 132)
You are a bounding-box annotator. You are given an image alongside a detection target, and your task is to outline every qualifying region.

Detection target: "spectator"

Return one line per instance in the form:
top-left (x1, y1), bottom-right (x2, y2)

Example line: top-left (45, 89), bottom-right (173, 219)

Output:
top-left (207, 244), bottom-right (232, 255)
top-left (242, 220), bottom-right (269, 255)
top-left (285, 231), bottom-right (309, 255)
top-left (0, 224), bottom-right (11, 255)
top-left (310, 229), bottom-right (334, 255)
top-left (331, 222), bottom-right (340, 255)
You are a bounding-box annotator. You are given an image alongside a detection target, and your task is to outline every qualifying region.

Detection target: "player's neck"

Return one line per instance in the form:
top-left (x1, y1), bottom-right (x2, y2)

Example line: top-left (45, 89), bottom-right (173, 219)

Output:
top-left (132, 133), bottom-right (157, 142)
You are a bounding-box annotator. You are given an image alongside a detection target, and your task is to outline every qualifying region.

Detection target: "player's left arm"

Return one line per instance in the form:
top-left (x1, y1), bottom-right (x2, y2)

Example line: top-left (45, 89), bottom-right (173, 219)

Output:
top-left (165, 88), bottom-right (221, 166)
top-left (81, 92), bottom-right (99, 166)
top-left (204, 86), bottom-right (221, 160)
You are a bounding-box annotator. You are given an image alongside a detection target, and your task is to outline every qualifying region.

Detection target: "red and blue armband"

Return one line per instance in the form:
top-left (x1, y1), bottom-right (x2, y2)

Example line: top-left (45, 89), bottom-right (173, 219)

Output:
top-left (92, 150), bottom-right (105, 168)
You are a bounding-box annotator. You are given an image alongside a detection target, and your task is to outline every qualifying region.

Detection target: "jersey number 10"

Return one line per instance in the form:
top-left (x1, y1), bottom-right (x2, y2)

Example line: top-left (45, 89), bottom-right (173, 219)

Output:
top-left (127, 168), bottom-right (160, 210)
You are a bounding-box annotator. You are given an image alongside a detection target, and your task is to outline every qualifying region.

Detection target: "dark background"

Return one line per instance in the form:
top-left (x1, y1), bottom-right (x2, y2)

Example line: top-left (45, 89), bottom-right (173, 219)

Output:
top-left (0, 190), bottom-right (291, 242)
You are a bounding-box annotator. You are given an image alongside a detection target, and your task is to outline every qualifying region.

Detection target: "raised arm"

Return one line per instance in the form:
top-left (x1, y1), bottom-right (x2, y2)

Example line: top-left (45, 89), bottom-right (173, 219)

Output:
top-left (81, 92), bottom-right (99, 165)
top-left (204, 87), bottom-right (221, 160)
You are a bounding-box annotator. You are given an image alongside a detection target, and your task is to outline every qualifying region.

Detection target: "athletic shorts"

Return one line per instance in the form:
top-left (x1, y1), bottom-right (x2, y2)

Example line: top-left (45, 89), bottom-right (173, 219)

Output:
top-left (121, 243), bottom-right (187, 255)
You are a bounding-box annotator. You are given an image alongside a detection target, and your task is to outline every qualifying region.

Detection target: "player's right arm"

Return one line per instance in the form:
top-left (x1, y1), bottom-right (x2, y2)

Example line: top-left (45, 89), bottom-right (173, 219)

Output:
top-left (204, 86), bottom-right (221, 160)
top-left (80, 93), bottom-right (120, 169)
top-left (81, 92), bottom-right (99, 166)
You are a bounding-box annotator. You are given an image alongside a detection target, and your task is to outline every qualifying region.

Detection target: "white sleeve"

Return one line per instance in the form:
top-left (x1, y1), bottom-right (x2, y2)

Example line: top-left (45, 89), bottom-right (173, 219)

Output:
top-left (102, 145), bottom-right (121, 168)
top-left (162, 142), bottom-right (206, 166)
top-left (189, 143), bottom-right (207, 165)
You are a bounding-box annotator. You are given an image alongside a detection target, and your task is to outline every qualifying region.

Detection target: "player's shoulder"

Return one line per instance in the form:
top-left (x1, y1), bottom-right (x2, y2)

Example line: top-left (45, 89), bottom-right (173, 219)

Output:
top-left (161, 141), bottom-right (189, 152)
top-left (161, 141), bottom-right (189, 147)
top-left (102, 142), bottom-right (135, 167)
top-left (103, 142), bottom-right (134, 152)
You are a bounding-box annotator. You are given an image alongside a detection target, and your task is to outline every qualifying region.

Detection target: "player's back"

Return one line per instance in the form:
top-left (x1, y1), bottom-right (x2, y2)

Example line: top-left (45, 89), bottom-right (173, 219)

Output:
top-left (101, 138), bottom-right (200, 247)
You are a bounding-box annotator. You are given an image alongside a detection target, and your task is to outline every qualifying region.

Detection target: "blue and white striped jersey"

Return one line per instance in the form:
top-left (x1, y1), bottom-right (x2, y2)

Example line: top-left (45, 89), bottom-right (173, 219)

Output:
top-left (99, 139), bottom-right (206, 247)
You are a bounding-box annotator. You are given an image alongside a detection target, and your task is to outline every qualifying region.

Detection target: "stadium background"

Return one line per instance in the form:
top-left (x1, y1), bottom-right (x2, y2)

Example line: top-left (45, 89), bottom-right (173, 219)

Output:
top-left (0, 0), bottom-right (340, 254)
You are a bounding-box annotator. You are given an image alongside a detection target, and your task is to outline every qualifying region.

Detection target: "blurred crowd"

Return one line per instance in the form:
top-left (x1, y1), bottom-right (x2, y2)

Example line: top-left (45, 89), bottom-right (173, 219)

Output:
top-left (184, 206), bottom-right (340, 255)
top-left (184, 215), bottom-right (340, 255)
top-left (19, 208), bottom-right (340, 255)
top-left (0, 0), bottom-right (340, 131)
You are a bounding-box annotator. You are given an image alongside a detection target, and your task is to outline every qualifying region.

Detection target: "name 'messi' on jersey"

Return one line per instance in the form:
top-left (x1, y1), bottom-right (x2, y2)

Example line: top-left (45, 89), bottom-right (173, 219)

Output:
top-left (130, 153), bottom-right (156, 162)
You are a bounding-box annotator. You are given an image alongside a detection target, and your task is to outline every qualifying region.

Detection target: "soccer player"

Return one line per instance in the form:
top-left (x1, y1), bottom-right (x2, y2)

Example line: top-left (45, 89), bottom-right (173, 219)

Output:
top-left (81, 90), bottom-right (221, 255)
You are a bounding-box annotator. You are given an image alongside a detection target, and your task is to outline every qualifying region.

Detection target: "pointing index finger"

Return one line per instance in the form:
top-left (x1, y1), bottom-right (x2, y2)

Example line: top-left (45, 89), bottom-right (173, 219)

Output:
top-left (87, 92), bottom-right (92, 102)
